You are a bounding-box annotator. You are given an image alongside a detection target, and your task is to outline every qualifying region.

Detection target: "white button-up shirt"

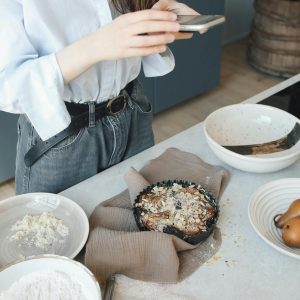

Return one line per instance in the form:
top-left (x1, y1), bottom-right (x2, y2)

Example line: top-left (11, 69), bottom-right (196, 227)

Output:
top-left (0, 0), bottom-right (175, 140)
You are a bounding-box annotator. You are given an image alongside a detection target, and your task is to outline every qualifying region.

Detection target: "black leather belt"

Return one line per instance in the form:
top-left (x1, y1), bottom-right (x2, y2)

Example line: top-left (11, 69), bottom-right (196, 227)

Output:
top-left (24, 81), bottom-right (134, 167)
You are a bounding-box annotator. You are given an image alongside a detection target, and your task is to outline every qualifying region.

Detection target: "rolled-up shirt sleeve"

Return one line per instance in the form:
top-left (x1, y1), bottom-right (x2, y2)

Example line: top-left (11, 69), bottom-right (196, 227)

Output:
top-left (142, 48), bottom-right (175, 77)
top-left (0, 1), bottom-right (70, 141)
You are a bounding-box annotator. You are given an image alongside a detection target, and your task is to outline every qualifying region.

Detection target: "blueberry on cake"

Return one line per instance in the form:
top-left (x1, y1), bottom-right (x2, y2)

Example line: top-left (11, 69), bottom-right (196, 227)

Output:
top-left (133, 180), bottom-right (218, 245)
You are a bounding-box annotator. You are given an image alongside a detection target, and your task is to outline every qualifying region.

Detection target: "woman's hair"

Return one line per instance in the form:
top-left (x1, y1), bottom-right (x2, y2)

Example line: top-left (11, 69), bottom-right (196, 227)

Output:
top-left (111, 0), bottom-right (158, 13)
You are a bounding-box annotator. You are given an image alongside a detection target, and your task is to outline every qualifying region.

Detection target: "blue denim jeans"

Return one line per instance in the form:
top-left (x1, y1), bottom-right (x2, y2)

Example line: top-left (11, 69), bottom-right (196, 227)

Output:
top-left (15, 81), bottom-right (154, 194)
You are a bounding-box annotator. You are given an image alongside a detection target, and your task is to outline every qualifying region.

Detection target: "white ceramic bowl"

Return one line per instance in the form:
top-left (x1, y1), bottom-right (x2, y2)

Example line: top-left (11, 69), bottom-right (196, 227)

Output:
top-left (248, 178), bottom-right (300, 259)
top-left (203, 104), bottom-right (300, 173)
top-left (0, 193), bottom-right (89, 267)
top-left (0, 255), bottom-right (101, 299)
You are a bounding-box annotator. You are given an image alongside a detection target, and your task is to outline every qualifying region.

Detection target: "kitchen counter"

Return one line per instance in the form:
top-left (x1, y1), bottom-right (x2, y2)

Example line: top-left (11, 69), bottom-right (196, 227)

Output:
top-left (61, 74), bottom-right (300, 300)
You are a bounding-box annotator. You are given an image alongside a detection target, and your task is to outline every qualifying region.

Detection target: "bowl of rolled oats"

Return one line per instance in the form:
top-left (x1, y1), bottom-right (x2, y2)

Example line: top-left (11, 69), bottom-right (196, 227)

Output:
top-left (0, 193), bottom-right (89, 267)
top-left (133, 180), bottom-right (219, 245)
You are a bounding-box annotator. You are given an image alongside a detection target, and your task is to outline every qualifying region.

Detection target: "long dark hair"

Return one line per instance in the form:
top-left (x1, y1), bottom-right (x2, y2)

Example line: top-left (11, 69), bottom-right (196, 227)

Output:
top-left (111, 0), bottom-right (158, 13)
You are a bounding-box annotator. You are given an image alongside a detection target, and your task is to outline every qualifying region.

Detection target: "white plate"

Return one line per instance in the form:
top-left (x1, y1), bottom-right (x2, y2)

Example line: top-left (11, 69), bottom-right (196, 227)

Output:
top-left (0, 193), bottom-right (89, 267)
top-left (0, 255), bottom-right (101, 299)
top-left (248, 178), bottom-right (300, 259)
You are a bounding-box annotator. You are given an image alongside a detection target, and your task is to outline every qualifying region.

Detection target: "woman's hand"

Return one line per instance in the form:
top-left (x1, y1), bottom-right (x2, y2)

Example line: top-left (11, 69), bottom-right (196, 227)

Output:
top-left (56, 9), bottom-right (180, 84)
top-left (153, 0), bottom-right (199, 16)
top-left (152, 0), bottom-right (205, 39)
top-left (91, 9), bottom-right (180, 61)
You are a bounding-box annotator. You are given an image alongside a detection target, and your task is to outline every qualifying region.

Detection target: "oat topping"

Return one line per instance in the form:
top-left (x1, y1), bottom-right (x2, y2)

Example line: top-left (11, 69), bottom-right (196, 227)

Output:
top-left (135, 183), bottom-right (216, 235)
top-left (10, 212), bottom-right (69, 249)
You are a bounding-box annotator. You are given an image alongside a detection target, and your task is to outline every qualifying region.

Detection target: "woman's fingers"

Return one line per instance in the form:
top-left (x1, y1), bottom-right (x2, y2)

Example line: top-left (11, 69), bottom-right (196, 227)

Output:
top-left (152, 0), bottom-right (169, 11)
top-left (128, 20), bottom-right (180, 35)
top-left (121, 9), bottom-right (177, 24)
top-left (152, 0), bottom-right (199, 16)
top-left (150, 1), bottom-right (206, 36)
top-left (127, 45), bottom-right (167, 57)
top-left (130, 33), bottom-right (175, 48)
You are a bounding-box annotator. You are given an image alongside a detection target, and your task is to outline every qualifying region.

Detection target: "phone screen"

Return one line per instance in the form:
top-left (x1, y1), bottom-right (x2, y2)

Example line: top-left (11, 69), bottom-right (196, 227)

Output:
top-left (177, 15), bottom-right (225, 32)
top-left (177, 15), bottom-right (221, 25)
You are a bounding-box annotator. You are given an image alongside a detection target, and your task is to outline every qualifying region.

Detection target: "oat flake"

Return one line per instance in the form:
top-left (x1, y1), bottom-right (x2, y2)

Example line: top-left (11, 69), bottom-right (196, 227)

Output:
top-left (10, 212), bottom-right (69, 249)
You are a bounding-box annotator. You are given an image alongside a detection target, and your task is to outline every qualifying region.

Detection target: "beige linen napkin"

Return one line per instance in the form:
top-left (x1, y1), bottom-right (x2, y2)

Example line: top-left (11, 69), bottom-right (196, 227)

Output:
top-left (85, 148), bottom-right (229, 285)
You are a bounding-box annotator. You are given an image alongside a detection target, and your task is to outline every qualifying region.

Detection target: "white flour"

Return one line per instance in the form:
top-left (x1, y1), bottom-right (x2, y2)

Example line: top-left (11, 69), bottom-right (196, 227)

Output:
top-left (0, 270), bottom-right (88, 300)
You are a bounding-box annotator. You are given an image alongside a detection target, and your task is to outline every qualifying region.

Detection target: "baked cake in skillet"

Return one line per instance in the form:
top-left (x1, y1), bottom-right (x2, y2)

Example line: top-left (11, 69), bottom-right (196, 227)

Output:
top-left (133, 180), bottom-right (218, 245)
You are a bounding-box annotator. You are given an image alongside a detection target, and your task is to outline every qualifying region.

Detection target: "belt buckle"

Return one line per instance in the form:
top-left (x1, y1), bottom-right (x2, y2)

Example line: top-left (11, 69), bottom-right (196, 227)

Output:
top-left (106, 95), bottom-right (127, 116)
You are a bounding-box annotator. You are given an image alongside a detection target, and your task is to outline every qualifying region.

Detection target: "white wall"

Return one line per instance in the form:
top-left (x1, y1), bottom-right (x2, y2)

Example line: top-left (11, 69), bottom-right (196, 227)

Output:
top-left (223, 0), bottom-right (255, 44)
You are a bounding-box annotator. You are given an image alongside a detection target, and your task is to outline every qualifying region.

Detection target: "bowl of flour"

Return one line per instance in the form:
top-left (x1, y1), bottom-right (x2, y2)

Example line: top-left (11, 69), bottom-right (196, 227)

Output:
top-left (0, 255), bottom-right (101, 300)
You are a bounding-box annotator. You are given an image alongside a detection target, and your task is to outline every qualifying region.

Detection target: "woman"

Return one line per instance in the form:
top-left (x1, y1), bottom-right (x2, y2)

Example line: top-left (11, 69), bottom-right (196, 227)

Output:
top-left (0, 0), bottom-right (201, 194)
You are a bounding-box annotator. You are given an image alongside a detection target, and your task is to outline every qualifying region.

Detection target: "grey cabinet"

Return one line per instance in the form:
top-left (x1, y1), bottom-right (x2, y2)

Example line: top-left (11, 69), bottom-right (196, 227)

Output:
top-left (0, 112), bottom-right (18, 183)
top-left (140, 0), bottom-right (225, 113)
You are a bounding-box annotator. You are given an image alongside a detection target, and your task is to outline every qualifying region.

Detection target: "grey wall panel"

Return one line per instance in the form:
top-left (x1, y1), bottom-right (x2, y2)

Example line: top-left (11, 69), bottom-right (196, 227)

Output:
top-left (154, 27), bottom-right (223, 112)
top-left (223, 0), bottom-right (255, 44)
top-left (0, 112), bottom-right (18, 183)
top-left (140, 0), bottom-right (225, 113)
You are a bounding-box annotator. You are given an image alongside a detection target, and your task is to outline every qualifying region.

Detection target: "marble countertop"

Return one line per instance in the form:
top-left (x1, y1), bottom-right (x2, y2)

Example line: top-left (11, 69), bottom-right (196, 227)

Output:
top-left (61, 74), bottom-right (300, 300)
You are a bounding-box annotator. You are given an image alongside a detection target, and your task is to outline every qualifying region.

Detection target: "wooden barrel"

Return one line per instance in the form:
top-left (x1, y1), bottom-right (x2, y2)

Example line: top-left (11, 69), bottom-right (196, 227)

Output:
top-left (248, 0), bottom-right (300, 78)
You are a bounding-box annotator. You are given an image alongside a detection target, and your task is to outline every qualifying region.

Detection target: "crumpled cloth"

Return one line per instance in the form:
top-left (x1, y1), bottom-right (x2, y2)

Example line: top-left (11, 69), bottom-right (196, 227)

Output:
top-left (85, 148), bottom-right (229, 285)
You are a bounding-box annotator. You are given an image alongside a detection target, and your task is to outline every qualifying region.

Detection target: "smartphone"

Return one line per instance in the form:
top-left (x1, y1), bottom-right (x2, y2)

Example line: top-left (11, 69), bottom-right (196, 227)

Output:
top-left (177, 15), bottom-right (226, 32)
